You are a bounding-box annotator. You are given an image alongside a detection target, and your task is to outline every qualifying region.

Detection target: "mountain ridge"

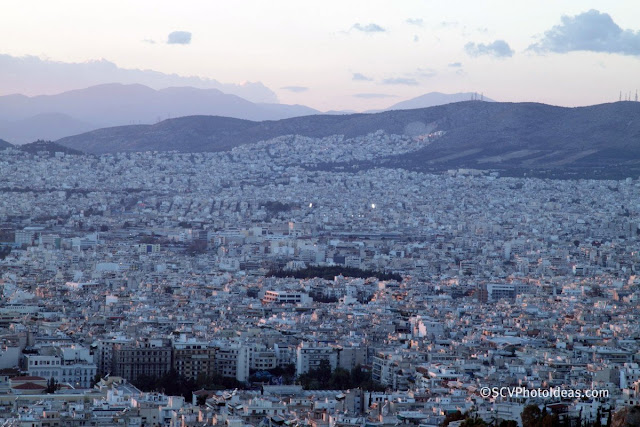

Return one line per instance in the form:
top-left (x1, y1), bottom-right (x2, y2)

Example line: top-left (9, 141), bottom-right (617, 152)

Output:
top-left (56, 100), bottom-right (640, 178)
top-left (0, 138), bottom-right (13, 149)
top-left (0, 83), bottom-right (320, 144)
top-left (364, 92), bottom-right (496, 113)
top-left (0, 85), bottom-right (499, 144)
top-left (385, 91), bottom-right (495, 110)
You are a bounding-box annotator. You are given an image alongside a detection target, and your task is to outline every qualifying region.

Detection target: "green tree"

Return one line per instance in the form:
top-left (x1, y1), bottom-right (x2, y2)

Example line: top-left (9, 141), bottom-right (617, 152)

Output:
top-left (45, 377), bottom-right (59, 394)
top-left (541, 413), bottom-right (557, 427)
top-left (461, 415), bottom-right (487, 427)
top-left (0, 245), bottom-right (11, 260)
top-left (296, 361), bottom-right (384, 391)
top-left (522, 405), bottom-right (542, 427)
top-left (315, 360), bottom-right (332, 384)
top-left (350, 365), bottom-right (367, 385)
top-left (90, 373), bottom-right (102, 388)
top-left (594, 407), bottom-right (602, 427)
top-left (196, 393), bottom-right (208, 406)
top-left (330, 368), bottom-right (351, 390)
top-left (442, 411), bottom-right (466, 427)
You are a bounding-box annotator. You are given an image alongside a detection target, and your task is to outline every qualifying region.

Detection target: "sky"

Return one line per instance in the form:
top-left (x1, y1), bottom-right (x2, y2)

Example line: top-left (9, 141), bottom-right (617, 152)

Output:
top-left (1, 0), bottom-right (639, 111)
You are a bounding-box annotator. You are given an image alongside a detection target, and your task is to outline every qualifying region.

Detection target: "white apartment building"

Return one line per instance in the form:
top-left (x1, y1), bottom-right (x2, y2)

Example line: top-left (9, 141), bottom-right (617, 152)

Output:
top-left (262, 290), bottom-right (311, 305)
top-left (295, 342), bottom-right (338, 376)
top-left (24, 346), bottom-right (97, 388)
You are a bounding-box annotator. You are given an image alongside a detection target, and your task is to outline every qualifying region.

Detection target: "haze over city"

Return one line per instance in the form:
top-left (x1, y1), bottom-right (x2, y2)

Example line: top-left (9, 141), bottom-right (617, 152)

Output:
top-left (1, 0), bottom-right (640, 110)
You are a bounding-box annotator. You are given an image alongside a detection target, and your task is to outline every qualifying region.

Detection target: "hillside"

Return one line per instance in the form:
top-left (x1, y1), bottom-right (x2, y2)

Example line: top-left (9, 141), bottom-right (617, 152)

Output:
top-left (387, 101), bottom-right (640, 178)
top-left (0, 138), bottom-right (13, 149)
top-left (57, 101), bottom-right (640, 178)
top-left (19, 140), bottom-right (83, 156)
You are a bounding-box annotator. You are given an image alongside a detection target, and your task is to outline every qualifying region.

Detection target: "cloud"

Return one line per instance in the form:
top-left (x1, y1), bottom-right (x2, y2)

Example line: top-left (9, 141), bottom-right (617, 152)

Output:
top-left (381, 77), bottom-right (419, 86)
top-left (406, 18), bottom-right (424, 27)
top-left (352, 73), bottom-right (373, 81)
top-left (413, 35), bottom-right (419, 43)
top-left (143, 38), bottom-right (156, 44)
top-left (448, 62), bottom-right (462, 67)
top-left (167, 31), bottom-right (192, 45)
top-left (281, 86), bottom-right (309, 93)
top-left (353, 93), bottom-right (397, 99)
top-left (0, 54), bottom-right (278, 103)
top-left (416, 68), bottom-right (437, 78)
top-left (439, 21), bottom-right (458, 28)
top-left (352, 23), bottom-right (386, 33)
top-left (528, 9), bottom-right (640, 56)
top-left (465, 40), bottom-right (514, 58)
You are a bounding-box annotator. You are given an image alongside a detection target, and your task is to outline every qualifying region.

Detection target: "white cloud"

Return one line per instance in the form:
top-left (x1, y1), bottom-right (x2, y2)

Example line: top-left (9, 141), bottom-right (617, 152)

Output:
top-left (167, 31), bottom-right (192, 45)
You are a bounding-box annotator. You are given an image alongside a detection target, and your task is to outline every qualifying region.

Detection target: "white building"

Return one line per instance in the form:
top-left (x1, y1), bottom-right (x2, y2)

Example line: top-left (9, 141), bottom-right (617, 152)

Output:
top-left (295, 342), bottom-right (337, 376)
top-left (262, 290), bottom-right (311, 305)
top-left (24, 346), bottom-right (97, 388)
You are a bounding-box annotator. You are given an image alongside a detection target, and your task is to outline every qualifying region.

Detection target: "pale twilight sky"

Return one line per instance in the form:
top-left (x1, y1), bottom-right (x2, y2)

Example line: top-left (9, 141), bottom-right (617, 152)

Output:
top-left (1, 0), bottom-right (639, 111)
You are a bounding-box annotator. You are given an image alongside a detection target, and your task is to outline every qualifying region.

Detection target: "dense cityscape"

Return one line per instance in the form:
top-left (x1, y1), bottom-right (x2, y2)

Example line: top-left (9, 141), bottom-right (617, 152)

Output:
top-left (0, 131), bottom-right (639, 426)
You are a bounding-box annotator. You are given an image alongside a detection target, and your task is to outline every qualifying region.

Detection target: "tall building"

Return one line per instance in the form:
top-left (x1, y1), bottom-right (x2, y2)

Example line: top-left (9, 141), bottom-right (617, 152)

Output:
top-left (172, 338), bottom-right (216, 381)
top-left (112, 339), bottom-right (172, 383)
top-left (96, 336), bottom-right (133, 376)
top-left (214, 343), bottom-right (250, 382)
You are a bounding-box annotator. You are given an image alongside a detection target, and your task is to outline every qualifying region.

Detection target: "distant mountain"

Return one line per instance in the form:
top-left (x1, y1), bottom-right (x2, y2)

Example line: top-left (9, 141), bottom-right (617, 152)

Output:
top-left (0, 83), bottom-right (320, 144)
top-left (0, 54), bottom-right (279, 104)
top-left (385, 92), bottom-right (495, 110)
top-left (56, 100), bottom-right (640, 178)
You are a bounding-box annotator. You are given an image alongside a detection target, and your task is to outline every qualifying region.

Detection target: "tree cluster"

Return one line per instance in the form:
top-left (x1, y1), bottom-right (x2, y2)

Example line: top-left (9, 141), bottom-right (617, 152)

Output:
top-left (0, 245), bottom-right (11, 260)
top-left (248, 364), bottom-right (296, 385)
top-left (521, 405), bottom-right (560, 427)
top-left (132, 370), bottom-right (244, 399)
top-left (45, 377), bottom-right (60, 394)
top-left (267, 265), bottom-right (401, 282)
top-left (297, 361), bottom-right (384, 391)
top-left (263, 201), bottom-right (293, 214)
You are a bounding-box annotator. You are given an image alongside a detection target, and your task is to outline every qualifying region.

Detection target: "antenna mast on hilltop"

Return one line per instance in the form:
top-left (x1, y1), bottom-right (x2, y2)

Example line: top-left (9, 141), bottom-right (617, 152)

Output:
top-left (636, 90), bottom-right (638, 102)
top-left (619, 91), bottom-right (622, 102)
